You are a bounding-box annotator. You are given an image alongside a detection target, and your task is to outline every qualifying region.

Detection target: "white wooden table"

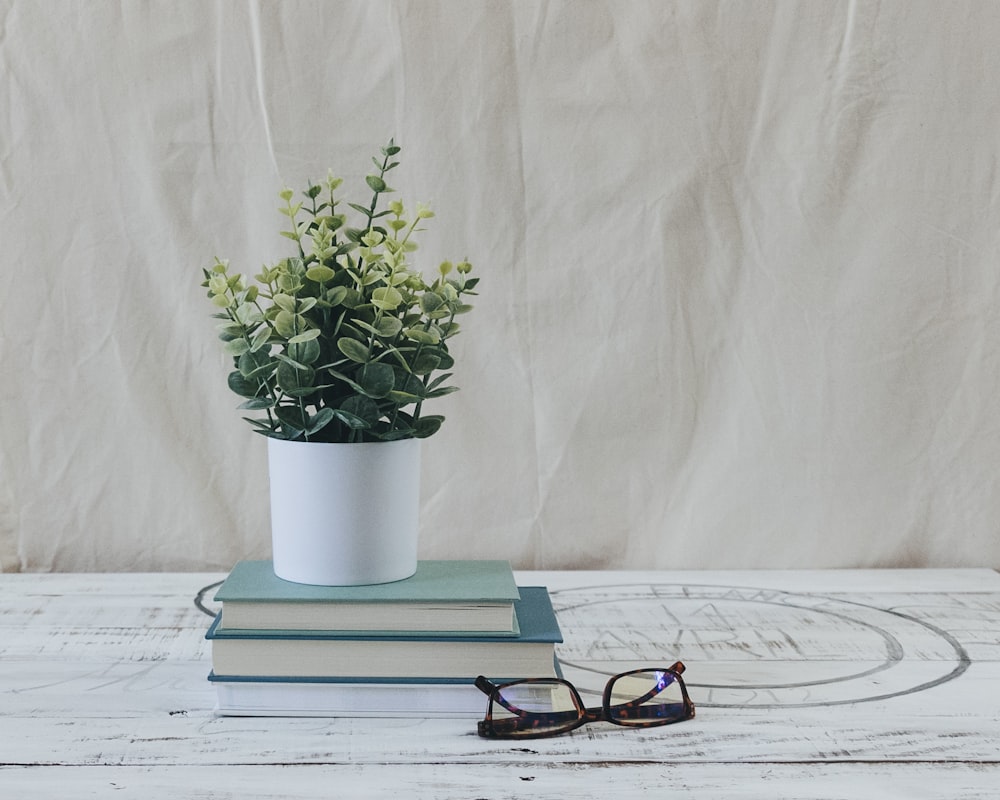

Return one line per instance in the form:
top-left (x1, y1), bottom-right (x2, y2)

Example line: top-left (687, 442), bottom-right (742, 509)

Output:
top-left (2, 568), bottom-right (998, 798)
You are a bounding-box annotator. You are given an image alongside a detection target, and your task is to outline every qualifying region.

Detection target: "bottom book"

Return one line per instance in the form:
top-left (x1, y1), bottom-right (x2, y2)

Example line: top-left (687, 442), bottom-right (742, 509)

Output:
top-left (208, 670), bottom-right (562, 718)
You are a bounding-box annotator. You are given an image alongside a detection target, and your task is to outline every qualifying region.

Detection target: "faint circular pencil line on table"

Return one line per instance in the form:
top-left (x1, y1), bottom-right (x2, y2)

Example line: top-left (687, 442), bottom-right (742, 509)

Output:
top-left (547, 583), bottom-right (971, 708)
top-left (551, 593), bottom-right (905, 687)
top-left (557, 655), bottom-right (898, 691)
top-left (686, 659), bottom-right (971, 709)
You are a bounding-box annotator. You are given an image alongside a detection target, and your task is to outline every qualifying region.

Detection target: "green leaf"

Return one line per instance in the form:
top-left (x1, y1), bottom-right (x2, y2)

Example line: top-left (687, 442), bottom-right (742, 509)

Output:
top-left (275, 352), bottom-right (307, 371)
top-left (234, 302), bottom-right (261, 326)
top-left (324, 368), bottom-right (367, 395)
top-left (337, 338), bottom-right (370, 363)
top-left (249, 325), bottom-right (273, 353)
top-left (366, 175), bottom-right (387, 193)
top-left (413, 415), bottom-right (444, 438)
top-left (238, 397), bottom-right (276, 410)
top-left (282, 384), bottom-right (331, 398)
top-left (238, 349), bottom-right (274, 379)
top-left (306, 407), bottom-right (336, 436)
top-left (341, 288), bottom-right (364, 308)
top-left (277, 274), bottom-right (303, 294)
top-left (378, 342), bottom-right (412, 372)
top-left (360, 270), bottom-right (384, 287)
top-left (371, 286), bottom-right (403, 311)
top-left (425, 372), bottom-right (453, 392)
top-left (341, 395), bottom-right (380, 427)
top-left (223, 337), bottom-right (250, 356)
top-left (326, 285), bottom-right (349, 306)
top-left (358, 362), bottom-right (395, 398)
top-left (272, 293), bottom-right (297, 313)
top-left (386, 390), bottom-right (423, 405)
top-left (375, 316), bottom-right (403, 337)
top-left (425, 385), bottom-right (459, 399)
top-left (276, 359), bottom-right (316, 394)
top-left (216, 323), bottom-right (244, 341)
top-left (243, 416), bottom-right (279, 432)
top-left (242, 360), bottom-right (277, 382)
top-left (288, 328), bottom-right (321, 344)
top-left (306, 265), bottom-right (336, 283)
top-left (404, 327), bottom-right (440, 345)
top-left (228, 370), bottom-right (262, 399)
top-left (419, 292), bottom-right (444, 315)
top-left (287, 336), bottom-right (321, 365)
top-left (411, 352), bottom-right (441, 375)
top-left (373, 427), bottom-right (416, 441)
top-left (394, 370), bottom-right (426, 397)
top-left (273, 310), bottom-right (298, 338)
top-left (354, 317), bottom-right (403, 339)
top-left (274, 405), bottom-right (308, 435)
top-left (332, 406), bottom-right (370, 430)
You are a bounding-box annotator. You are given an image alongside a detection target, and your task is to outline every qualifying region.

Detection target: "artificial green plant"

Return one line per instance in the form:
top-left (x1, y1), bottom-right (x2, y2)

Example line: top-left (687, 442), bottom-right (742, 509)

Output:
top-left (202, 141), bottom-right (477, 443)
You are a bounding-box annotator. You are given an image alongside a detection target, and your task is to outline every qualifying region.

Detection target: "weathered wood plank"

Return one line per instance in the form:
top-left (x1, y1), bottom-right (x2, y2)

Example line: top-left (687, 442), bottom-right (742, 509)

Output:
top-left (1, 660), bottom-right (998, 765)
top-left (1, 763), bottom-right (999, 799)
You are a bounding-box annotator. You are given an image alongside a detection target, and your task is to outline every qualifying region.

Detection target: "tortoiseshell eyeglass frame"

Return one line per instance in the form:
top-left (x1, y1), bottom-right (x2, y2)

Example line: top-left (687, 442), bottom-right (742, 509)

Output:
top-left (475, 661), bottom-right (695, 739)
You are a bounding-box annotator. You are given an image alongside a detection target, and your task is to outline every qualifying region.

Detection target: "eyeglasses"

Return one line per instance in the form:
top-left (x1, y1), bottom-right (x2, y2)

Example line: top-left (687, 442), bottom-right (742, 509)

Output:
top-left (474, 661), bottom-right (695, 739)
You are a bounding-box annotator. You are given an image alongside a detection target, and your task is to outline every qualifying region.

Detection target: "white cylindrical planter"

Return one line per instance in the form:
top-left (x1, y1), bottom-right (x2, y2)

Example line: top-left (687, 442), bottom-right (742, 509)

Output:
top-left (267, 437), bottom-right (420, 586)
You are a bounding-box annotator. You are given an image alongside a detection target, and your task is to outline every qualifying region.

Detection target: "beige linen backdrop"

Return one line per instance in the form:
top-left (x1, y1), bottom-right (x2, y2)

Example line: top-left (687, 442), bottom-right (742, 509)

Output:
top-left (2, 1), bottom-right (999, 573)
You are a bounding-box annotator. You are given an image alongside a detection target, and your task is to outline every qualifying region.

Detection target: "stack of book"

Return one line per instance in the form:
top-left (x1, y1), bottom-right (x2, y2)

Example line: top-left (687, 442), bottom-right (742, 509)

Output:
top-left (205, 559), bottom-right (562, 717)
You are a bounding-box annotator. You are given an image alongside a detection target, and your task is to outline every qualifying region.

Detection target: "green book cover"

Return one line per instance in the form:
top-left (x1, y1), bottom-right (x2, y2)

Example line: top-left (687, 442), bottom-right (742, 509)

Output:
top-left (206, 586), bottom-right (561, 644)
top-left (215, 560), bottom-right (520, 605)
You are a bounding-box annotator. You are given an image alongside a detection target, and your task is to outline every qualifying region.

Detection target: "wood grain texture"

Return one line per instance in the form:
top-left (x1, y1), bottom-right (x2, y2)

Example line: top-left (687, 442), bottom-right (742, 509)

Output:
top-left (1, 569), bottom-right (998, 798)
top-left (3, 764), bottom-right (1000, 800)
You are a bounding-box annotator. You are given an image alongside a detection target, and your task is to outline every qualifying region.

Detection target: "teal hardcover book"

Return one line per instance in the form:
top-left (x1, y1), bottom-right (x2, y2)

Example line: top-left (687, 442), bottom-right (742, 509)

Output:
top-left (214, 559), bottom-right (520, 634)
top-left (207, 656), bottom-right (565, 718)
top-left (206, 586), bottom-right (562, 680)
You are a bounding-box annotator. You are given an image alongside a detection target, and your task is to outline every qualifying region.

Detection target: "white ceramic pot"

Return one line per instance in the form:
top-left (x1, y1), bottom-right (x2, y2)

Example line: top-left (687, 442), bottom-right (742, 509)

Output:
top-left (267, 437), bottom-right (420, 586)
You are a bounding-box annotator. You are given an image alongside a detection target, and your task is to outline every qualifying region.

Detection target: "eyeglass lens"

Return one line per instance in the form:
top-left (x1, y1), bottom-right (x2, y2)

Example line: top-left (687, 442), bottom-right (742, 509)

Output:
top-left (605, 669), bottom-right (688, 725)
top-left (490, 680), bottom-right (581, 737)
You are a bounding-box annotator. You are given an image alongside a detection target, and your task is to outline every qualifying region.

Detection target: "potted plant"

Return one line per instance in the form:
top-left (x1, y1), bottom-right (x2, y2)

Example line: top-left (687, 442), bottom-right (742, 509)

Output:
top-left (201, 140), bottom-right (477, 585)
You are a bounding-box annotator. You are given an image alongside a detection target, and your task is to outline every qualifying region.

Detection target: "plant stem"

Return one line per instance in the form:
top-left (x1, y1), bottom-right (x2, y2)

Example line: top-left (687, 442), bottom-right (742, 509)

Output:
top-left (364, 152), bottom-right (392, 232)
top-left (285, 197), bottom-right (306, 260)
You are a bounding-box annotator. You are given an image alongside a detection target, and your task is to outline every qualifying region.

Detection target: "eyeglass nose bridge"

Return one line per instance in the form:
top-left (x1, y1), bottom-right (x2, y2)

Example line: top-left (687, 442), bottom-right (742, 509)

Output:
top-left (579, 704), bottom-right (611, 724)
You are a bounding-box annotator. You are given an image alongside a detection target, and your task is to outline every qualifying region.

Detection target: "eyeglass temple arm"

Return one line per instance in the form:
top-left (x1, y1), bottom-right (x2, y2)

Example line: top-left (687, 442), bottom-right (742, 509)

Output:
top-left (475, 676), bottom-right (537, 718)
top-left (475, 676), bottom-right (522, 730)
